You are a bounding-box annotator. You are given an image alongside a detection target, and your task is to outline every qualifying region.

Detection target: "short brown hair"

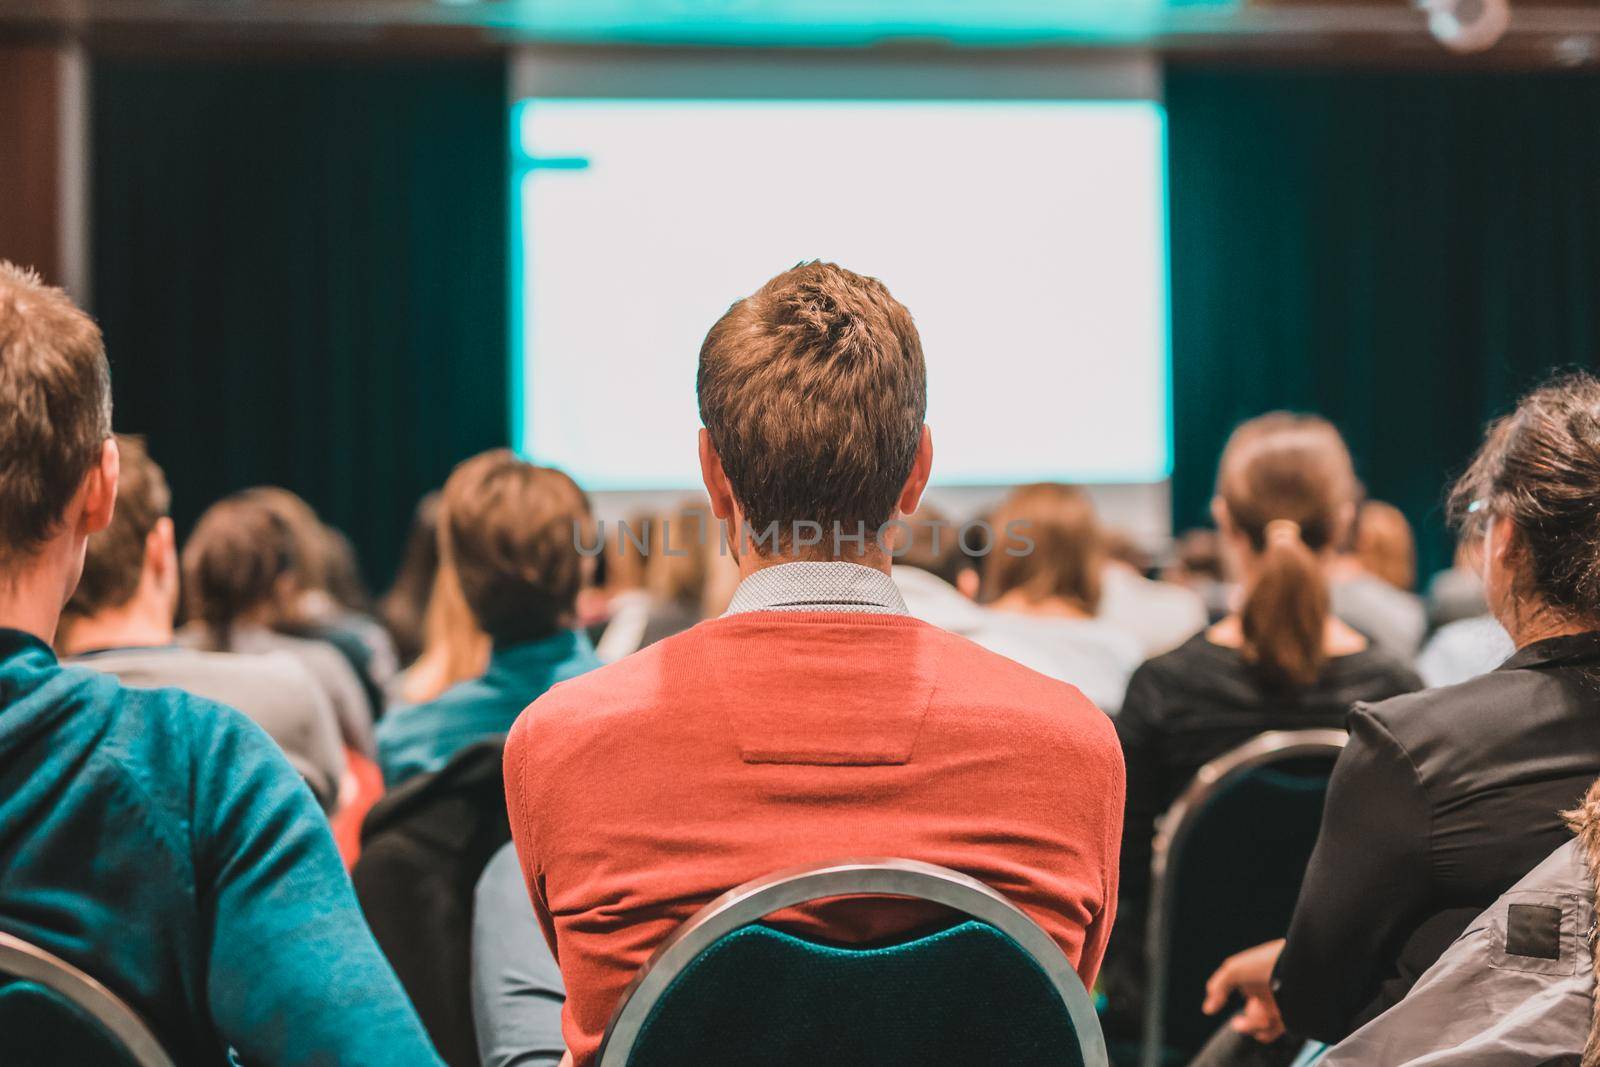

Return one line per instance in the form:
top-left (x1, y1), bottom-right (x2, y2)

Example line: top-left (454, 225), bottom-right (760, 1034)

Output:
top-left (0, 262), bottom-right (112, 564)
top-left (697, 261), bottom-right (926, 556)
top-left (66, 435), bottom-right (169, 618)
top-left (441, 449), bottom-right (591, 646)
top-left (984, 484), bottom-right (1105, 614)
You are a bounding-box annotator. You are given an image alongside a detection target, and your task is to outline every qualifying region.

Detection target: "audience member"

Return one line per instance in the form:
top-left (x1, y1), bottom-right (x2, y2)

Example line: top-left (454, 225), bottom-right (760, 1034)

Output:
top-left (1098, 528), bottom-right (1209, 658)
top-left (472, 843), bottom-right (566, 1067)
top-left (1415, 613), bottom-right (1515, 688)
top-left (1162, 526), bottom-right (1232, 622)
top-left (58, 435), bottom-right (345, 808)
top-left (1203, 373), bottom-right (1600, 1052)
top-left (355, 738), bottom-right (514, 1067)
top-left (1352, 500), bottom-right (1417, 592)
top-left (375, 449), bottom-right (600, 788)
top-left (1104, 414), bottom-right (1419, 1037)
top-left (390, 552), bottom-right (491, 706)
top-left (1425, 538), bottom-right (1492, 629)
top-left (243, 486), bottom-right (400, 706)
top-left (181, 495), bottom-right (377, 757)
top-left (1319, 775), bottom-right (1600, 1065)
top-left (380, 490), bottom-right (442, 667)
top-left (978, 483), bottom-right (1144, 712)
top-left (0, 262), bottom-right (440, 1065)
top-left (592, 510), bottom-right (655, 662)
top-left (890, 504), bottom-right (986, 627)
top-left (503, 262), bottom-right (1125, 1066)
top-left (594, 502), bottom-right (719, 661)
top-left (1328, 500), bottom-right (1428, 662)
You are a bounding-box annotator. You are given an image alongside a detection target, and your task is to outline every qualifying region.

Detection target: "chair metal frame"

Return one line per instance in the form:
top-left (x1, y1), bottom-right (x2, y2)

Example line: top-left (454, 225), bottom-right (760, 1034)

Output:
top-left (597, 856), bottom-right (1109, 1067)
top-left (0, 930), bottom-right (176, 1067)
top-left (1140, 729), bottom-right (1349, 1067)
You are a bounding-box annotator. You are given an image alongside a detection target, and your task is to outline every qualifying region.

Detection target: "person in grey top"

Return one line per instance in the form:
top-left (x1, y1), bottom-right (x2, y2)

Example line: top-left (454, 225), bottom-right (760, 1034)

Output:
top-left (57, 436), bottom-right (346, 808)
top-left (1321, 774), bottom-right (1600, 1067)
top-left (1415, 613), bottom-right (1515, 689)
top-left (472, 843), bottom-right (566, 1067)
top-left (178, 492), bottom-right (376, 758)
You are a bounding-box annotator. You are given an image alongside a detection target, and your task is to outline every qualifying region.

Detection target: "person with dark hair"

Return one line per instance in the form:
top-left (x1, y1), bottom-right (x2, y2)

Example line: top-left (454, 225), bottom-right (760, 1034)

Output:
top-left (1203, 373), bottom-right (1600, 1054)
top-left (0, 262), bottom-right (440, 1065)
top-left (503, 262), bottom-right (1125, 1067)
top-left (239, 486), bottom-right (400, 712)
top-left (58, 435), bottom-right (345, 807)
top-left (374, 449), bottom-right (600, 788)
top-left (1102, 413), bottom-right (1419, 1041)
top-left (381, 490), bottom-right (443, 667)
top-left (180, 494), bottom-right (376, 757)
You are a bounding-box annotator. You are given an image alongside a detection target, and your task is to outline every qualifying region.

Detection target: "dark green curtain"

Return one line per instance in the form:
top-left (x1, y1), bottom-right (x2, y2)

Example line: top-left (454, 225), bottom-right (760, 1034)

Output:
top-left (1167, 66), bottom-right (1600, 582)
top-left (91, 56), bottom-right (508, 589)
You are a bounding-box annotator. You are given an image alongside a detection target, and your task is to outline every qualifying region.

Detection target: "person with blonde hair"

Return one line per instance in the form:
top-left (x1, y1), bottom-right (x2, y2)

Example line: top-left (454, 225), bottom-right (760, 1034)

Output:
top-left (390, 553), bottom-right (490, 706)
top-left (375, 449), bottom-right (600, 787)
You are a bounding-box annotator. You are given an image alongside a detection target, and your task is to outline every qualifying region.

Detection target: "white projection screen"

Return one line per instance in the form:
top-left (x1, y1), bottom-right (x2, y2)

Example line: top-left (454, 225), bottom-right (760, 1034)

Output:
top-left (512, 54), bottom-right (1170, 496)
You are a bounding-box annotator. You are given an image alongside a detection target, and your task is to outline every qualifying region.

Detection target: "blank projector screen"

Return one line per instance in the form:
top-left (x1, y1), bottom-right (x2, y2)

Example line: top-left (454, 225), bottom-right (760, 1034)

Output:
top-left (513, 99), bottom-right (1170, 491)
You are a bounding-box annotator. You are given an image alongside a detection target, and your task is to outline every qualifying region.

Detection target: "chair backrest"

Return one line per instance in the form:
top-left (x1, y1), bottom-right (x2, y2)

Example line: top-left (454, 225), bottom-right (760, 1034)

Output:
top-left (0, 931), bottom-right (175, 1067)
top-left (1141, 729), bottom-right (1348, 1067)
top-left (598, 857), bottom-right (1108, 1067)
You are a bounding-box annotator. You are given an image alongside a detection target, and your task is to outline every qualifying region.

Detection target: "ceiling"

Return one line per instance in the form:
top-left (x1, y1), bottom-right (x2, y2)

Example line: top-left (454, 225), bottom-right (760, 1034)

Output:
top-left (3, 0), bottom-right (1598, 65)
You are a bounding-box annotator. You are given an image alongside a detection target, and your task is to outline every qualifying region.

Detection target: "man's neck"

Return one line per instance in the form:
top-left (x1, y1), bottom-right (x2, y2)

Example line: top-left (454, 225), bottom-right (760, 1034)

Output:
top-left (0, 551), bottom-right (75, 647)
top-left (59, 595), bottom-right (175, 657)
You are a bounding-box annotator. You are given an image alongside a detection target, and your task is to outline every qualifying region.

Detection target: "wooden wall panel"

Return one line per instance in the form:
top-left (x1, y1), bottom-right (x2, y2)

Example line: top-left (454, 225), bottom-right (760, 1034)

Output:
top-left (0, 40), bottom-right (66, 283)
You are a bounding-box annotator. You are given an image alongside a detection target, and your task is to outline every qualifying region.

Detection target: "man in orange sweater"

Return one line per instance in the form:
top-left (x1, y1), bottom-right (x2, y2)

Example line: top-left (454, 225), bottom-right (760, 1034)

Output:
top-left (504, 261), bottom-right (1125, 1065)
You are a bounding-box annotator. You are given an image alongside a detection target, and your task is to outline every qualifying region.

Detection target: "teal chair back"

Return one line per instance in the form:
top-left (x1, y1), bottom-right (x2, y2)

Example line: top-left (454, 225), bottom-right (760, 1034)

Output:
top-left (598, 858), bottom-right (1108, 1067)
top-left (0, 931), bottom-right (175, 1067)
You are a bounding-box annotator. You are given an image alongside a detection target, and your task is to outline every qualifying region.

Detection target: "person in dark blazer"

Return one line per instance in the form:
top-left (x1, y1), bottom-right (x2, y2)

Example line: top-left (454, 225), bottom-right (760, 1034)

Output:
top-left (1202, 373), bottom-right (1600, 1053)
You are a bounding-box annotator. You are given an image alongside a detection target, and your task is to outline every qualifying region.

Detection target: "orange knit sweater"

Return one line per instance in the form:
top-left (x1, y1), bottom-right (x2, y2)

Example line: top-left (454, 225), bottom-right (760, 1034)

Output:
top-left (504, 610), bottom-right (1125, 1065)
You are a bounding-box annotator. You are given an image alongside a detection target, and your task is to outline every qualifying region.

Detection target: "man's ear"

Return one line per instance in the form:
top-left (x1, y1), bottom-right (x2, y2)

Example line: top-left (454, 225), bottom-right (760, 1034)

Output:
top-left (699, 429), bottom-right (737, 521)
top-left (896, 425), bottom-right (934, 517)
top-left (81, 438), bottom-right (119, 537)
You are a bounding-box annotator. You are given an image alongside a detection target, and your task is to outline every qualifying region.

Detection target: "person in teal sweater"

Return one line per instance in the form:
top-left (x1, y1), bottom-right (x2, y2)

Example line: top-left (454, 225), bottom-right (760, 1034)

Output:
top-left (0, 261), bottom-right (441, 1066)
top-left (376, 450), bottom-right (601, 789)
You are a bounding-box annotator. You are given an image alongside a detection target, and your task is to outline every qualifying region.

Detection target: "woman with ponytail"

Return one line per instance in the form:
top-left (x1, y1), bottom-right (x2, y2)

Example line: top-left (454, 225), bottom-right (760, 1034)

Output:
top-left (1099, 413), bottom-right (1420, 1043)
top-left (1201, 373), bottom-right (1600, 1060)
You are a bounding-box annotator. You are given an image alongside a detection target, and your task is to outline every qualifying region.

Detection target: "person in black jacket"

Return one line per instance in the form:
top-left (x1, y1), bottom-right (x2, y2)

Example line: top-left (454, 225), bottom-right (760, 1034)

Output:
top-left (353, 739), bottom-right (513, 1067)
top-left (1202, 372), bottom-right (1600, 1052)
top-left (1100, 414), bottom-right (1419, 1047)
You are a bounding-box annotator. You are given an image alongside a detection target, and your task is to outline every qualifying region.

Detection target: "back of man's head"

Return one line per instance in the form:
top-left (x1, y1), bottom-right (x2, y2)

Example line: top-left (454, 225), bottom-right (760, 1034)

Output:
top-left (0, 262), bottom-right (112, 569)
top-left (441, 449), bottom-right (592, 648)
top-left (697, 261), bottom-right (927, 558)
top-left (66, 435), bottom-right (169, 620)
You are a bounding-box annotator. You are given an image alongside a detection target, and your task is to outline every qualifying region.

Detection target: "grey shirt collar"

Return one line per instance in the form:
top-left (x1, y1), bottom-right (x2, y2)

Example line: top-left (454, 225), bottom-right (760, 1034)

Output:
top-left (723, 561), bottom-right (909, 617)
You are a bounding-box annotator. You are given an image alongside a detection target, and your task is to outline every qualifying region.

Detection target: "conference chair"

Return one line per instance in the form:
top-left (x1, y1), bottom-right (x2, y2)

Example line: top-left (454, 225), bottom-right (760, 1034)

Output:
top-left (0, 930), bottom-right (175, 1067)
top-left (597, 857), bottom-right (1108, 1067)
top-left (1140, 729), bottom-right (1349, 1067)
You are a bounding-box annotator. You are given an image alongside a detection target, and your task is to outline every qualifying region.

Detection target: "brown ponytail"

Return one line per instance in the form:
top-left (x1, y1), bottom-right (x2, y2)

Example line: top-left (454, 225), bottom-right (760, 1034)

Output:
top-left (1217, 414), bottom-right (1357, 689)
